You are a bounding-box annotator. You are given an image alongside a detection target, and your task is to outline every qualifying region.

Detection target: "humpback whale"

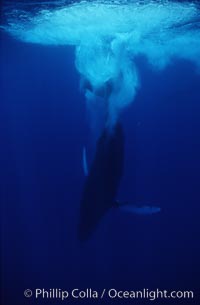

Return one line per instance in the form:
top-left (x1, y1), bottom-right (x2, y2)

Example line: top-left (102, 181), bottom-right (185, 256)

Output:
top-left (78, 122), bottom-right (124, 241)
top-left (78, 122), bottom-right (160, 241)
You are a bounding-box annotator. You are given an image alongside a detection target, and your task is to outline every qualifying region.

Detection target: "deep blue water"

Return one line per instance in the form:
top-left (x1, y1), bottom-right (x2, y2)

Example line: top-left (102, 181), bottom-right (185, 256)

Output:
top-left (1, 10), bottom-right (200, 305)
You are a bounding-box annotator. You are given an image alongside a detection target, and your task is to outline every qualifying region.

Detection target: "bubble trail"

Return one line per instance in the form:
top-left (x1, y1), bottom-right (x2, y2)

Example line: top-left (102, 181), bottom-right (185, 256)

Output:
top-left (2, 0), bottom-right (200, 127)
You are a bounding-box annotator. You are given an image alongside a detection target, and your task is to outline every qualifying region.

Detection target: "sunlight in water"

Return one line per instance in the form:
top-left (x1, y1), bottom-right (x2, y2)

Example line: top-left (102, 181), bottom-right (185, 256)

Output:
top-left (3, 0), bottom-right (200, 127)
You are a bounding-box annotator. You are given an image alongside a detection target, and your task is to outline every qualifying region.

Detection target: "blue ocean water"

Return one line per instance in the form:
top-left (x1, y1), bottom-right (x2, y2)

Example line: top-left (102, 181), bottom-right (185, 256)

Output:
top-left (1, 1), bottom-right (200, 304)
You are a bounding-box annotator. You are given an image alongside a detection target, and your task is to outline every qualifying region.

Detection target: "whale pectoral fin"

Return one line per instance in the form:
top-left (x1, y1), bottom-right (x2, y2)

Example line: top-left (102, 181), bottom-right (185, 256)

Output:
top-left (82, 146), bottom-right (89, 176)
top-left (119, 204), bottom-right (161, 215)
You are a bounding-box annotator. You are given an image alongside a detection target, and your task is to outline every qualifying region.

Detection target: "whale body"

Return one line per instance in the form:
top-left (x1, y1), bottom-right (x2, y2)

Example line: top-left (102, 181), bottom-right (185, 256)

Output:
top-left (78, 122), bottom-right (124, 241)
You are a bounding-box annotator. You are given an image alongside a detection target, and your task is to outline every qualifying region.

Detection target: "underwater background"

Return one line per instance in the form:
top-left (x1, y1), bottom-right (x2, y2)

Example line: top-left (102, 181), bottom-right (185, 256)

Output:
top-left (1, 0), bottom-right (200, 304)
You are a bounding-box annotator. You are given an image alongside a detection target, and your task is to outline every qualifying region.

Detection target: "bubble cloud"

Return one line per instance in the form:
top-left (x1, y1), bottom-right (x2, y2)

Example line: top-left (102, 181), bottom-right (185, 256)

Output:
top-left (4, 0), bottom-right (200, 127)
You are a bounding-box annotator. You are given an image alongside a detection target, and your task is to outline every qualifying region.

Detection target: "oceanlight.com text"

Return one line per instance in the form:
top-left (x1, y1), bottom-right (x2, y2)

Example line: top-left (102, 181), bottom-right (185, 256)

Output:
top-left (24, 288), bottom-right (194, 301)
